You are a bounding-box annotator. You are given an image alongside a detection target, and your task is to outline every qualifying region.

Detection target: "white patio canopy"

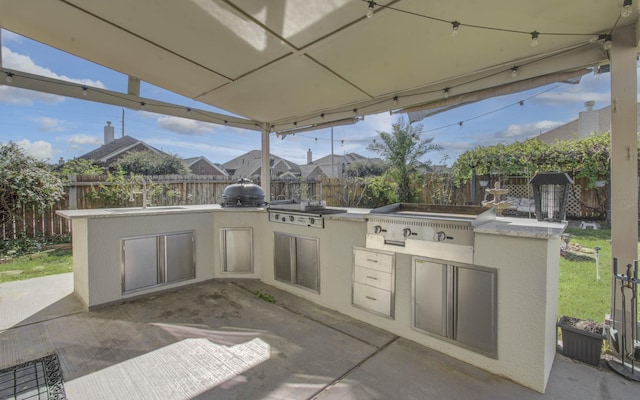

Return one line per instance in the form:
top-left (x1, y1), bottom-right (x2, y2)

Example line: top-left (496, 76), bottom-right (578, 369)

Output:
top-left (0, 1), bottom-right (639, 319)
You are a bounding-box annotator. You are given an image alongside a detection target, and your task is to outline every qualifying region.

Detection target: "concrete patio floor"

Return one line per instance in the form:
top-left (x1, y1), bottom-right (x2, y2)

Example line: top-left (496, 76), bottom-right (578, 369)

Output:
top-left (1, 274), bottom-right (638, 399)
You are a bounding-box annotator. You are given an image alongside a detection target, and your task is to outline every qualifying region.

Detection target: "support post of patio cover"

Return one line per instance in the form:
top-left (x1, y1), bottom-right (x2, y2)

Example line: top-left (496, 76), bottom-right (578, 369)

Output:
top-left (261, 124), bottom-right (271, 202)
top-left (609, 24), bottom-right (638, 354)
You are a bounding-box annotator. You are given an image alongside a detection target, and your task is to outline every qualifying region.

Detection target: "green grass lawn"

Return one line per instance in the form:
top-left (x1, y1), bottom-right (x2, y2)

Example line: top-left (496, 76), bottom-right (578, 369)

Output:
top-left (559, 227), bottom-right (640, 323)
top-left (0, 248), bottom-right (72, 283)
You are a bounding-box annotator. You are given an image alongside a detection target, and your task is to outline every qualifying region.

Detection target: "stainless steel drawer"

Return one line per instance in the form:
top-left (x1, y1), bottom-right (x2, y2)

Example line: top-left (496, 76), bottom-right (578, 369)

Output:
top-left (353, 266), bottom-right (393, 291)
top-left (353, 281), bottom-right (392, 317)
top-left (353, 248), bottom-right (393, 273)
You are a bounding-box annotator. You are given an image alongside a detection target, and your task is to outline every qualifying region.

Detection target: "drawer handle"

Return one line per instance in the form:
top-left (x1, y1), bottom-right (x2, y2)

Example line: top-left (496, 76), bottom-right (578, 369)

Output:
top-left (365, 296), bottom-right (377, 301)
top-left (366, 275), bottom-right (378, 280)
top-left (366, 258), bottom-right (378, 263)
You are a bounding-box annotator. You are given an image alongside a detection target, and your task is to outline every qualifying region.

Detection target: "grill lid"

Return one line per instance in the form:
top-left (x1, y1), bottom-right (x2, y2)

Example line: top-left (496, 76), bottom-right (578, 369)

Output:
top-left (369, 203), bottom-right (495, 225)
top-left (222, 178), bottom-right (266, 207)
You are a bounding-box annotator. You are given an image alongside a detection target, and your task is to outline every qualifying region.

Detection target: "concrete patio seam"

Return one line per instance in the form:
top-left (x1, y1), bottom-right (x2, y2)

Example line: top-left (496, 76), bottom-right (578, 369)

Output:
top-left (308, 336), bottom-right (400, 400)
top-left (229, 280), bottom-right (395, 349)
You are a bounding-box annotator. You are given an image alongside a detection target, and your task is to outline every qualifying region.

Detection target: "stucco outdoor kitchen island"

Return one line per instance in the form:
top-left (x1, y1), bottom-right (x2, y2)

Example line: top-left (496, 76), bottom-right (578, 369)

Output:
top-left (57, 205), bottom-right (565, 393)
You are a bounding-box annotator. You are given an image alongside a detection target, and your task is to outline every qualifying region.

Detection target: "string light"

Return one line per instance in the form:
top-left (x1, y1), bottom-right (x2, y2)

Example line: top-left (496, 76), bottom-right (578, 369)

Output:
top-left (140, 102), bottom-right (146, 110)
top-left (320, 113), bottom-right (325, 120)
top-left (5, 72), bottom-right (13, 83)
top-left (353, 108), bottom-right (358, 116)
top-left (622, 0), bottom-right (633, 17)
top-left (392, 96), bottom-right (399, 106)
top-left (530, 31), bottom-right (539, 47)
top-left (603, 34), bottom-right (612, 50)
top-left (366, 1), bottom-right (375, 18)
top-left (443, 88), bottom-right (450, 99)
top-left (81, 86), bottom-right (88, 96)
top-left (510, 66), bottom-right (519, 78)
top-left (451, 21), bottom-right (460, 37)
top-left (186, 108), bottom-right (192, 116)
top-left (458, 121), bottom-right (463, 127)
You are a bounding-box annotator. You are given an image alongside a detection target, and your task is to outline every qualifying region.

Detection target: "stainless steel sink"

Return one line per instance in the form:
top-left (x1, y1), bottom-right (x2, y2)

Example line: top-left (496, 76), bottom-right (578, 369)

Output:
top-left (106, 206), bottom-right (187, 213)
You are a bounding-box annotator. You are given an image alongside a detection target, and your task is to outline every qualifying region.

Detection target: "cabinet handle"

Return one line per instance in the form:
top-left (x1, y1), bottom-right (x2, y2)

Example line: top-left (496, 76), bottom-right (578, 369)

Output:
top-left (366, 275), bottom-right (378, 280)
top-left (365, 296), bottom-right (377, 301)
top-left (366, 258), bottom-right (378, 263)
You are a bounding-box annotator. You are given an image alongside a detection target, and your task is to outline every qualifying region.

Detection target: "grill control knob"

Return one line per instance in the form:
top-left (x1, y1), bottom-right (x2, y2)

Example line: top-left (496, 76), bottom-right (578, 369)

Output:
top-left (289, 215), bottom-right (295, 222)
top-left (436, 231), bottom-right (447, 241)
top-left (309, 217), bottom-right (315, 224)
top-left (402, 228), bottom-right (412, 238)
top-left (374, 225), bottom-right (383, 234)
top-left (274, 213), bottom-right (279, 220)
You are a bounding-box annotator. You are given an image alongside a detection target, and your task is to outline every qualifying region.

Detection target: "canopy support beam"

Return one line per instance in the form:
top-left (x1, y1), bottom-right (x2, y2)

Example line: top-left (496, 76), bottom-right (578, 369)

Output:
top-left (610, 23), bottom-right (638, 354)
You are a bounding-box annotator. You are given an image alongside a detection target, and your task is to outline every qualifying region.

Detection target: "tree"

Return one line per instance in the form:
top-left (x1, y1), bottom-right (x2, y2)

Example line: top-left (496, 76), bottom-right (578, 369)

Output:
top-left (114, 151), bottom-right (190, 175)
top-left (55, 158), bottom-right (106, 179)
top-left (367, 118), bottom-right (442, 202)
top-left (346, 158), bottom-right (389, 177)
top-left (0, 142), bottom-right (64, 227)
top-left (452, 134), bottom-right (614, 188)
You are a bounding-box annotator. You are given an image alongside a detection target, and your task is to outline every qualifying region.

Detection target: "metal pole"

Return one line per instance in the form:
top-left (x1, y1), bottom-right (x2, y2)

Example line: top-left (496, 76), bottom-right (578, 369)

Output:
top-left (331, 127), bottom-right (335, 178)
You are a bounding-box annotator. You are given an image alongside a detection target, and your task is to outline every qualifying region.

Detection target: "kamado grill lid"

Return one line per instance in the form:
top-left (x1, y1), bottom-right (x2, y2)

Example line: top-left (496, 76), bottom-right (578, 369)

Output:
top-left (222, 178), bottom-right (266, 207)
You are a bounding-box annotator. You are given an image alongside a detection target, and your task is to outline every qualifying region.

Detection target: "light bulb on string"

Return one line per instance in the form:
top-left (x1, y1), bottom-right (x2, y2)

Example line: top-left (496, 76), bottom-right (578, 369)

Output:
top-left (622, 0), bottom-right (632, 17)
top-left (451, 21), bottom-right (460, 37)
top-left (392, 96), bottom-right (398, 106)
top-left (81, 87), bottom-right (88, 96)
top-left (186, 108), bottom-right (192, 116)
top-left (353, 109), bottom-right (358, 116)
top-left (530, 31), bottom-right (539, 47)
top-left (366, 1), bottom-right (375, 18)
top-left (603, 35), bottom-right (612, 50)
top-left (5, 72), bottom-right (13, 83)
top-left (443, 88), bottom-right (450, 99)
top-left (140, 102), bottom-right (146, 110)
top-left (320, 113), bottom-right (325, 121)
top-left (458, 121), bottom-right (463, 127)
top-left (510, 66), bottom-right (519, 78)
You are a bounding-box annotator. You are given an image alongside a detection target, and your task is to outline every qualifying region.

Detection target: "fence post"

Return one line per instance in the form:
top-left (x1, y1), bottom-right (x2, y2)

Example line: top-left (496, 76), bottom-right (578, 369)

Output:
top-left (68, 174), bottom-right (78, 210)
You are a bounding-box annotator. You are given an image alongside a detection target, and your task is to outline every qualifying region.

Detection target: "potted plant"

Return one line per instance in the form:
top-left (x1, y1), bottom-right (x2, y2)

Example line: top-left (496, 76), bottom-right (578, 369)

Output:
top-left (557, 316), bottom-right (606, 366)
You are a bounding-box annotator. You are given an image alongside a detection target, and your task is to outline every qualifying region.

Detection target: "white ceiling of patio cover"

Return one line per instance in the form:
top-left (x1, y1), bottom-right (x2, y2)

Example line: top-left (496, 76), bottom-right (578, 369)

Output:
top-left (0, 0), bottom-right (635, 130)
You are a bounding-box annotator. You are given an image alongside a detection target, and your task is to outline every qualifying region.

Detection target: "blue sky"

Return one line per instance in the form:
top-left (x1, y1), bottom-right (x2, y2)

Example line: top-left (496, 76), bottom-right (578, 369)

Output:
top-left (0, 29), bottom-right (622, 167)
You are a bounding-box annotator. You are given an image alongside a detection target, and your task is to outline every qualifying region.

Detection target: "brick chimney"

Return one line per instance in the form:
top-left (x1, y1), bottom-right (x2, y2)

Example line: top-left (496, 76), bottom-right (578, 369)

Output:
top-left (307, 148), bottom-right (312, 164)
top-left (104, 121), bottom-right (115, 144)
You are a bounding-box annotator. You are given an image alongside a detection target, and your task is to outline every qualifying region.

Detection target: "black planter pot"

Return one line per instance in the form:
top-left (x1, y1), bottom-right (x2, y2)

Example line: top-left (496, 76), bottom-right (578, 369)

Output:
top-left (558, 316), bottom-right (606, 366)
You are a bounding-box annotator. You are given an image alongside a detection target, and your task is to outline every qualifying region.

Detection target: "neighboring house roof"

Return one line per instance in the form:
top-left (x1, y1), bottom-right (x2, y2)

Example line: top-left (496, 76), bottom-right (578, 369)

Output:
top-left (299, 164), bottom-right (325, 180)
top-left (78, 135), bottom-right (166, 165)
top-left (310, 153), bottom-right (376, 178)
top-left (222, 149), bottom-right (301, 179)
top-left (183, 156), bottom-right (228, 176)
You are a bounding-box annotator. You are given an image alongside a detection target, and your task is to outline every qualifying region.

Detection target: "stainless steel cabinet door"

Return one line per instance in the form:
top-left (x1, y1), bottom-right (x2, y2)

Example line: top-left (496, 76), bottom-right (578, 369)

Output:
top-left (274, 233), bottom-right (293, 282)
top-left (123, 236), bottom-right (159, 292)
top-left (295, 236), bottom-right (319, 292)
top-left (413, 258), bottom-right (448, 337)
top-left (165, 232), bottom-right (195, 282)
top-left (221, 228), bottom-right (253, 273)
top-left (454, 266), bottom-right (497, 355)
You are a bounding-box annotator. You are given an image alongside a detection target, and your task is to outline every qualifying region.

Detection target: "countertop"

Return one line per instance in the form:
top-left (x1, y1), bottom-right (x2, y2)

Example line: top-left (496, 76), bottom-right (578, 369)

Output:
top-left (56, 204), bottom-right (261, 219)
top-left (56, 205), bottom-right (567, 239)
top-left (474, 217), bottom-right (568, 239)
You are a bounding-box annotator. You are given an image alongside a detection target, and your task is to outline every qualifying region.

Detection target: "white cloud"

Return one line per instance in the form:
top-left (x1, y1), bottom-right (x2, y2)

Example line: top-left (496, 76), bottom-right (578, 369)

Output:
top-left (34, 117), bottom-right (65, 132)
top-left (69, 135), bottom-right (102, 145)
top-left (157, 116), bottom-right (216, 135)
top-left (0, 86), bottom-right (64, 105)
top-left (2, 47), bottom-right (106, 88)
top-left (495, 120), bottom-right (563, 140)
top-left (1, 30), bottom-right (22, 43)
top-left (15, 139), bottom-right (53, 161)
top-left (0, 46), bottom-right (106, 105)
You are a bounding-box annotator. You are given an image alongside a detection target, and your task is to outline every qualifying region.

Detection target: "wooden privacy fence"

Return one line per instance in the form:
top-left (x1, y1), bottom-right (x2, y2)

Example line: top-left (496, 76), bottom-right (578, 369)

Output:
top-left (1, 174), bottom-right (609, 241)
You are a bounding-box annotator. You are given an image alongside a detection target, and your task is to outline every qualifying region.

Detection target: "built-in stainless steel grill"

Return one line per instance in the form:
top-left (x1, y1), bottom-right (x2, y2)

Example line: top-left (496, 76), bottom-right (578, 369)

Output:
top-left (267, 200), bottom-right (345, 229)
top-left (366, 203), bottom-right (495, 264)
